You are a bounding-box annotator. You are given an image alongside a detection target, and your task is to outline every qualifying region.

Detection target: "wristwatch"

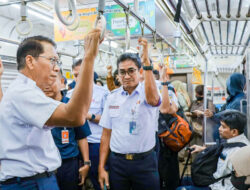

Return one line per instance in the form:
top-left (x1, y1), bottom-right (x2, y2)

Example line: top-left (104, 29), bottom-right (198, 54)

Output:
top-left (161, 81), bottom-right (168, 86)
top-left (84, 160), bottom-right (91, 167)
top-left (143, 65), bottom-right (153, 70)
top-left (90, 114), bottom-right (96, 121)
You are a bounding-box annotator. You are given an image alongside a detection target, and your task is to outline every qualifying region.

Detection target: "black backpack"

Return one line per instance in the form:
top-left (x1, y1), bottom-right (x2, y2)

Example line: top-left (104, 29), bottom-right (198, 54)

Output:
top-left (191, 142), bottom-right (247, 187)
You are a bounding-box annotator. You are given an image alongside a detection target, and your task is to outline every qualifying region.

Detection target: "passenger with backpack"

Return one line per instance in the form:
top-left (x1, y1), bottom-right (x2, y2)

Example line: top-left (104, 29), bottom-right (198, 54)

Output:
top-left (177, 110), bottom-right (249, 190)
top-left (157, 65), bottom-right (192, 190)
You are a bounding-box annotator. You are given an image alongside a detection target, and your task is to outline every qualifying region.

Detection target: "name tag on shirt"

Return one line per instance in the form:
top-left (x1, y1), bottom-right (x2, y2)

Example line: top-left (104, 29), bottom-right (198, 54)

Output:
top-left (109, 105), bottom-right (120, 117)
top-left (129, 121), bottom-right (139, 135)
top-left (61, 130), bottom-right (69, 144)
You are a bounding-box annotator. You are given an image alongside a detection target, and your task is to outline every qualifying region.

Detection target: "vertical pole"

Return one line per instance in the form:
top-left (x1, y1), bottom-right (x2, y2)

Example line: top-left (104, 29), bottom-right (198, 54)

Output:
top-left (211, 72), bottom-right (215, 103)
top-left (203, 57), bottom-right (208, 144)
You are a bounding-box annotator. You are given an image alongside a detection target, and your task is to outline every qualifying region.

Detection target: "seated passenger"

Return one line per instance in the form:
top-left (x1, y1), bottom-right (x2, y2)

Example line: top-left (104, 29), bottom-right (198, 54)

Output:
top-left (190, 110), bottom-right (250, 190)
top-left (205, 73), bottom-right (246, 117)
top-left (186, 85), bottom-right (215, 145)
top-left (43, 70), bottom-right (91, 190)
top-left (230, 146), bottom-right (250, 190)
top-left (204, 73), bottom-right (247, 142)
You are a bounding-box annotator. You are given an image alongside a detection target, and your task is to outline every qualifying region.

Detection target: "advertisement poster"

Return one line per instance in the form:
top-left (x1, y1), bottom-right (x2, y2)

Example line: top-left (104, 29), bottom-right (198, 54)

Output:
top-left (54, 8), bottom-right (98, 42)
top-left (54, 0), bottom-right (155, 42)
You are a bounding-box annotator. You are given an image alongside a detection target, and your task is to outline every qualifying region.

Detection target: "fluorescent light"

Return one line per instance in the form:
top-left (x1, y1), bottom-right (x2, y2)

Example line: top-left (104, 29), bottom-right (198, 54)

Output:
top-left (11, 4), bottom-right (54, 24)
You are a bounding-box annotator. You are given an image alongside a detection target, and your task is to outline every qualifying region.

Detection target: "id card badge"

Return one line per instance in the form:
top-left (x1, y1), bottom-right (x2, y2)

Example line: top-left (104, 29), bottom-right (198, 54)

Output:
top-left (61, 129), bottom-right (69, 144)
top-left (129, 120), bottom-right (139, 135)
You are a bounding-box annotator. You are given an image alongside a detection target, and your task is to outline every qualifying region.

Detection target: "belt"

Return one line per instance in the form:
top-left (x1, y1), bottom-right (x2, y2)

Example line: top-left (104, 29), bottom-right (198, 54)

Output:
top-left (0, 171), bottom-right (55, 185)
top-left (112, 148), bottom-right (154, 160)
top-left (62, 156), bottom-right (78, 163)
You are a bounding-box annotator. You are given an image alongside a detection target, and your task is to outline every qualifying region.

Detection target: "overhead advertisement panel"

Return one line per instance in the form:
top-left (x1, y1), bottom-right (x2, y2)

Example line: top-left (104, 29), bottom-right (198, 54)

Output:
top-left (54, 8), bottom-right (98, 42)
top-left (54, 0), bottom-right (155, 42)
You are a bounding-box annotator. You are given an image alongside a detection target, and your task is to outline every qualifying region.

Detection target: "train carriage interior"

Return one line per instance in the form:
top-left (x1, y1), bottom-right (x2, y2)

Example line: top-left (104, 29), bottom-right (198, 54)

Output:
top-left (0, 0), bottom-right (249, 189)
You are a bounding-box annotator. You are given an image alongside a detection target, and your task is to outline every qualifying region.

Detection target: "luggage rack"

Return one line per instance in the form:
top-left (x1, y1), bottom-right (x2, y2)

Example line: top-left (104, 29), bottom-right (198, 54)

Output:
top-left (163, 0), bottom-right (249, 58)
top-left (159, 0), bottom-right (250, 142)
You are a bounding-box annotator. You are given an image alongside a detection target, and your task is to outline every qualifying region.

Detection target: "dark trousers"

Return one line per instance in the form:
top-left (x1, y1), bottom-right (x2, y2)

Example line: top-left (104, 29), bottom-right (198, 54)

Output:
top-left (56, 157), bottom-right (80, 190)
top-left (0, 174), bottom-right (59, 190)
top-left (109, 151), bottom-right (160, 190)
top-left (158, 144), bottom-right (180, 190)
top-left (89, 143), bottom-right (101, 190)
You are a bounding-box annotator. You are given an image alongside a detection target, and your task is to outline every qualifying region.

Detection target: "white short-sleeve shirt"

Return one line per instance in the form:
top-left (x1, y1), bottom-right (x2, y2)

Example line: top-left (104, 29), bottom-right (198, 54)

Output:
top-left (99, 83), bottom-right (160, 154)
top-left (0, 73), bottom-right (62, 181)
top-left (67, 84), bottom-right (108, 143)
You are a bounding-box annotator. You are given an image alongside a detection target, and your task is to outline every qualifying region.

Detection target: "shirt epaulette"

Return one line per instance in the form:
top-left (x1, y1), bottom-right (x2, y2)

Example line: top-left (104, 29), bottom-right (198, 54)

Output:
top-left (94, 84), bottom-right (107, 92)
top-left (110, 87), bottom-right (121, 94)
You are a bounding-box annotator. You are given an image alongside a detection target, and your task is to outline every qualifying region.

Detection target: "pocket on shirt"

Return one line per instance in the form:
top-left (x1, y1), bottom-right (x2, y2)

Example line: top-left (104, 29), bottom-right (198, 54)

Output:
top-left (109, 109), bottom-right (120, 118)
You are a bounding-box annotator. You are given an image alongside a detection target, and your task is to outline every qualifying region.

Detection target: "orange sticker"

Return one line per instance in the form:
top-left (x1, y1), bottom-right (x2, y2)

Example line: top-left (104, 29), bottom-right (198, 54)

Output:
top-left (61, 130), bottom-right (69, 144)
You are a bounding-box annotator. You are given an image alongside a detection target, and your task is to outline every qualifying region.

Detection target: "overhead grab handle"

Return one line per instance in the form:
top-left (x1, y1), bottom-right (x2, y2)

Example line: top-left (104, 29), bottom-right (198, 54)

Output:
top-left (153, 31), bottom-right (157, 49)
top-left (159, 40), bottom-right (165, 66)
top-left (125, 8), bottom-right (130, 51)
top-left (54, 0), bottom-right (77, 26)
top-left (95, 0), bottom-right (106, 41)
top-left (16, 0), bottom-right (32, 36)
top-left (138, 19), bottom-right (145, 56)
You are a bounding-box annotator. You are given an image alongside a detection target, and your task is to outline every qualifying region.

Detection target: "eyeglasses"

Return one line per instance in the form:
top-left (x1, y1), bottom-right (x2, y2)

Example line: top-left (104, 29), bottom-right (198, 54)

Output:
top-left (119, 68), bottom-right (137, 76)
top-left (37, 56), bottom-right (62, 68)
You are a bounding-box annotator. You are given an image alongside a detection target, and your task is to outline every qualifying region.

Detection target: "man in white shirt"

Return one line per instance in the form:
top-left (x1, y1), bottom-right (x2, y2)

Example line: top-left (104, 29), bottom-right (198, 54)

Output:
top-left (67, 59), bottom-right (109, 190)
top-left (98, 38), bottom-right (161, 190)
top-left (0, 29), bottom-right (101, 190)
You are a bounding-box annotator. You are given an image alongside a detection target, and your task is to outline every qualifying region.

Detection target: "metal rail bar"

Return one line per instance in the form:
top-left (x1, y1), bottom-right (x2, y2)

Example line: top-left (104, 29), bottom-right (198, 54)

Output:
top-left (0, 37), bottom-right (19, 45)
top-left (226, 0), bottom-right (231, 18)
top-left (241, 35), bottom-right (250, 55)
top-left (211, 54), bottom-right (244, 56)
top-left (190, 0), bottom-right (213, 54)
top-left (231, 21), bottom-right (239, 54)
top-left (218, 21), bottom-right (223, 54)
top-left (236, 21), bottom-right (248, 54)
top-left (194, 16), bottom-right (249, 22)
top-left (203, 59), bottom-right (208, 144)
top-left (191, 0), bottom-right (202, 19)
top-left (209, 44), bottom-right (246, 47)
top-left (209, 21), bottom-right (217, 54)
top-left (0, 36), bottom-right (76, 58)
top-left (113, 0), bottom-right (176, 50)
top-left (216, 0), bottom-right (221, 18)
top-left (165, 0), bottom-right (207, 58)
top-left (0, 0), bottom-right (39, 6)
top-left (247, 6), bottom-right (250, 17)
top-left (226, 21), bottom-right (230, 54)
top-left (236, 0), bottom-right (242, 18)
top-left (204, 0), bottom-right (211, 18)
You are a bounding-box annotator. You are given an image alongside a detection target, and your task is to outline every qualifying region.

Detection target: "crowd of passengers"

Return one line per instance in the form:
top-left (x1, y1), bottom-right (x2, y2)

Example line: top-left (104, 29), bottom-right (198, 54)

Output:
top-left (0, 29), bottom-right (249, 190)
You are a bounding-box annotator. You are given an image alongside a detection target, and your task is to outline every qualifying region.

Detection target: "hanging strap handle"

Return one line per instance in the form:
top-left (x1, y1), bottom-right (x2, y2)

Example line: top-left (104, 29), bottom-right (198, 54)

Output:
top-left (174, 0), bottom-right (182, 23)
